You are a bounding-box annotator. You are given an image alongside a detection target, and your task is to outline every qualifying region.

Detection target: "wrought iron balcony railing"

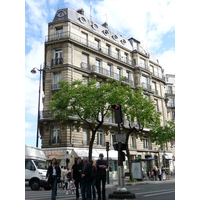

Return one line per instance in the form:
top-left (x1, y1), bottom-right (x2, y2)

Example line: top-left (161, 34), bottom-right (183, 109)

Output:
top-left (144, 145), bottom-right (152, 150)
top-left (142, 82), bottom-right (151, 91)
top-left (40, 110), bottom-right (52, 119)
top-left (152, 89), bottom-right (159, 95)
top-left (49, 138), bottom-right (61, 145)
top-left (51, 58), bottom-right (63, 66)
top-left (130, 144), bottom-right (137, 149)
top-left (167, 103), bottom-right (175, 107)
top-left (51, 84), bottom-right (61, 90)
top-left (165, 90), bottom-right (175, 95)
top-left (81, 62), bottom-right (91, 71)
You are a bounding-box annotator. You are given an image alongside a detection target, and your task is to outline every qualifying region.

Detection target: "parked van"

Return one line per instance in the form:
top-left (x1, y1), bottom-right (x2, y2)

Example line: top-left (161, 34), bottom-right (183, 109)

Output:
top-left (25, 145), bottom-right (49, 190)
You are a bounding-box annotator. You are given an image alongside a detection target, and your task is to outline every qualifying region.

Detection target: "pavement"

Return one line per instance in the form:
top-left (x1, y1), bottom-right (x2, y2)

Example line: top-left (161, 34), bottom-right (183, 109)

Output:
top-left (106, 175), bottom-right (175, 188)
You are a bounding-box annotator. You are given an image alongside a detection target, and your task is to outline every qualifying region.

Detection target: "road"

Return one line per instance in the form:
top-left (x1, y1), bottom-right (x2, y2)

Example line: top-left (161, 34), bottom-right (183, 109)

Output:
top-left (25, 181), bottom-right (175, 200)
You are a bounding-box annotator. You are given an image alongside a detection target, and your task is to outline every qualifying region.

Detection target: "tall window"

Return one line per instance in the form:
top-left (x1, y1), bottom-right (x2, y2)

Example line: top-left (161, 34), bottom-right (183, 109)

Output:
top-left (54, 50), bottom-right (62, 65)
top-left (82, 53), bottom-right (89, 68)
top-left (168, 86), bottom-right (172, 94)
top-left (170, 98), bottom-right (175, 107)
top-left (55, 27), bottom-right (63, 39)
top-left (110, 132), bottom-right (114, 146)
top-left (115, 49), bottom-right (119, 59)
top-left (130, 135), bottom-right (136, 148)
top-left (154, 99), bottom-right (159, 112)
top-left (140, 58), bottom-right (145, 68)
top-left (106, 44), bottom-right (110, 55)
top-left (150, 65), bottom-right (153, 73)
top-left (142, 76), bottom-right (148, 89)
top-left (95, 59), bottom-right (101, 73)
top-left (51, 125), bottom-right (60, 144)
top-left (117, 68), bottom-right (122, 79)
top-left (82, 128), bottom-right (89, 146)
top-left (97, 130), bottom-right (103, 146)
top-left (53, 72), bottom-right (61, 89)
top-left (94, 39), bottom-right (100, 50)
top-left (124, 53), bottom-right (128, 63)
top-left (143, 137), bottom-right (149, 149)
top-left (126, 71), bottom-right (130, 80)
top-left (107, 63), bottom-right (112, 77)
top-left (81, 32), bottom-right (88, 45)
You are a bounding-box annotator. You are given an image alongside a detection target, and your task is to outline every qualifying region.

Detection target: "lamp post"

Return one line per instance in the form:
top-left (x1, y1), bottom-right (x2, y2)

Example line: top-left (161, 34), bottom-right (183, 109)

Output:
top-left (30, 64), bottom-right (51, 147)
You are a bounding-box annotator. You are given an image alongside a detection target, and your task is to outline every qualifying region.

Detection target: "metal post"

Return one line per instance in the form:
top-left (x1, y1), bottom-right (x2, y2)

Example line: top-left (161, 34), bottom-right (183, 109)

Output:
top-left (107, 150), bottom-right (109, 184)
top-left (36, 65), bottom-right (42, 147)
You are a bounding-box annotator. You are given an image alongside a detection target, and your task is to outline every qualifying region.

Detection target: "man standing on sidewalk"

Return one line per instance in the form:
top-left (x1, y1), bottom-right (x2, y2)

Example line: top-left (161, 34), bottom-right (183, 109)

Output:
top-left (96, 153), bottom-right (108, 200)
top-left (71, 157), bottom-right (82, 199)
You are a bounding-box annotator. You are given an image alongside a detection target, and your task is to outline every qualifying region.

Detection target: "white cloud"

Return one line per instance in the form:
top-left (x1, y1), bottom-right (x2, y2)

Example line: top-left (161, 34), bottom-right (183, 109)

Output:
top-left (157, 48), bottom-right (175, 75)
top-left (25, 130), bottom-right (37, 137)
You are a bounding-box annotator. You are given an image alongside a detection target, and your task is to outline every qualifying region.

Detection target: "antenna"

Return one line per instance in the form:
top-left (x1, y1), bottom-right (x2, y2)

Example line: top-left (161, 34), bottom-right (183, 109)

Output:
top-left (90, 3), bottom-right (93, 22)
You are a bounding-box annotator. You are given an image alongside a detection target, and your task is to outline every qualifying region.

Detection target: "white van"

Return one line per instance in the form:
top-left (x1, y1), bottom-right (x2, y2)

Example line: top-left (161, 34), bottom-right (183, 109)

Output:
top-left (25, 145), bottom-right (49, 190)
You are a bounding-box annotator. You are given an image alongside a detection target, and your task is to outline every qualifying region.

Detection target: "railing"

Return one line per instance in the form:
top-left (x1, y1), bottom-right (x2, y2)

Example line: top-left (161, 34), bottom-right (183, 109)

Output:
top-left (142, 82), bottom-right (151, 91)
top-left (40, 110), bottom-right (52, 119)
top-left (165, 90), bottom-right (175, 95)
top-left (81, 62), bottom-right (91, 70)
top-left (167, 103), bottom-right (175, 107)
top-left (45, 31), bottom-right (135, 66)
top-left (96, 141), bottom-right (106, 147)
top-left (139, 63), bottom-right (150, 72)
top-left (130, 144), bottom-right (137, 149)
top-left (144, 145), bottom-right (152, 150)
top-left (152, 71), bottom-right (165, 81)
top-left (49, 138), bottom-right (61, 145)
top-left (51, 84), bottom-right (61, 90)
top-left (152, 89), bottom-right (159, 95)
top-left (51, 58), bottom-right (63, 66)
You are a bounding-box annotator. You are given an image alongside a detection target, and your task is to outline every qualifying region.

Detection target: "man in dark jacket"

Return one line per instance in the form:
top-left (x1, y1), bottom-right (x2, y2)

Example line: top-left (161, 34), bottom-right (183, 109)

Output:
top-left (81, 157), bottom-right (92, 200)
top-left (96, 153), bottom-right (108, 200)
top-left (46, 158), bottom-right (61, 200)
top-left (71, 157), bottom-right (82, 199)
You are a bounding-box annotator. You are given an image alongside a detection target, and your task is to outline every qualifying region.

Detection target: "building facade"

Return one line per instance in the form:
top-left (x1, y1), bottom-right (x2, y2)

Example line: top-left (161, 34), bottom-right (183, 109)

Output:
top-left (39, 6), bottom-right (174, 178)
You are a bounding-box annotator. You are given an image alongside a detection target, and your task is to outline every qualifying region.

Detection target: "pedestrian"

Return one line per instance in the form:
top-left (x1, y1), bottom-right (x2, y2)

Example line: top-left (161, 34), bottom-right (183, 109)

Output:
top-left (162, 166), bottom-right (166, 181)
top-left (147, 170), bottom-right (151, 180)
top-left (81, 157), bottom-right (92, 200)
top-left (56, 160), bottom-right (62, 195)
top-left (158, 166), bottom-right (162, 181)
top-left (65, 168), bottom-right (71, 195)
top-left (153, 166), bottom-right (158, 181)
top-left (61, 166), bottom-right (66, 189)
top-left (46, 158), bottom-right (61, 200)
top-left (90, 161), bottom-right (97, 200)
top-left (71, 157), bottom-right (82, 199)
top-left (96, 153), bottom-right (108, 200)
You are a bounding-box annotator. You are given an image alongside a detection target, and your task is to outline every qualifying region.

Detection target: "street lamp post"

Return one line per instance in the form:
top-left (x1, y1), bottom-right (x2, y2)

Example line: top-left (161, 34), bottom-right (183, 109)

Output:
top-left (30, 64), bottom-right (51, 147)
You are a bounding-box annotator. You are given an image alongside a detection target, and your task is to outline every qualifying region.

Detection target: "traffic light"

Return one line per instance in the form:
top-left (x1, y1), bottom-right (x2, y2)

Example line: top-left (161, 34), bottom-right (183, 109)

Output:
top-left (111, 104), bottom-right (122, 123)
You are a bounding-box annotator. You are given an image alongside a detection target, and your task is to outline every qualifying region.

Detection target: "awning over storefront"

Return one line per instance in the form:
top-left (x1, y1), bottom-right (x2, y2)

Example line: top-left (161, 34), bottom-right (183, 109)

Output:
top-left (95, 149), bottom-right (118, 160)
top-left (163, 154), bottom-right (172, 160)
top-left (71, 148), bottom-right (100, 160)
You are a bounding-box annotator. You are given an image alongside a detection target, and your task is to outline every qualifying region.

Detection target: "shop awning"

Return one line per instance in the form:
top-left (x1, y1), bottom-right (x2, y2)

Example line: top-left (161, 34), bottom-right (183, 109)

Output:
top-left (163, 154), bottom-right (172, 160)
top-left (71, 148), bottom-right (100, 160)
top-left (96, 149), bottom-right (118, 160)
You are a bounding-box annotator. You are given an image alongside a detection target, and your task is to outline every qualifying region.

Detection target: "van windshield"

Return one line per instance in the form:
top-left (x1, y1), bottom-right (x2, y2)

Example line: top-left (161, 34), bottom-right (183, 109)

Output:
top-left (33, 160), bottom-right (47, 170)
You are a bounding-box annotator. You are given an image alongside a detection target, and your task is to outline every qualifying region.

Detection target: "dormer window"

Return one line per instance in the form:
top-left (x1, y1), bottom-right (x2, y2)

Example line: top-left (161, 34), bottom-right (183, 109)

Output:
top-left (79, 17), bottom-right (86, 24)
top-left (92, 23), bottom-right (98, 30)
top-left (103, 29), bottom-right (109, 36)
top-left (112, 35), bottom-right (118, 40)
top-left (121, 39), bottom-right (126, 45)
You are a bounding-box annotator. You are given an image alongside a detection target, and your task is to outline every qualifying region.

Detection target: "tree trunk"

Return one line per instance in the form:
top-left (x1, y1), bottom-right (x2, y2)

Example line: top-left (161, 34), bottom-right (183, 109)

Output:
top-left (89, 130), bottom-right (96, 162)
top-left (126, 145), bottom-right (133, 180)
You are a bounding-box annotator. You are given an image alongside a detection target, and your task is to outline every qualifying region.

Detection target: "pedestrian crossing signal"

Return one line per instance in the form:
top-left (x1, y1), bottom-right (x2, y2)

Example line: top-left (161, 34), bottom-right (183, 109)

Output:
top-left (111, 104), bottom-right (122, 123)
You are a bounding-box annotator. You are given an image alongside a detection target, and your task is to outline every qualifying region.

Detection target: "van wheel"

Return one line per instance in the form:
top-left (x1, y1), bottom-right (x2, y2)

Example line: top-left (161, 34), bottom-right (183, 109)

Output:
top-left (30, 180), bottom-right (40, 190)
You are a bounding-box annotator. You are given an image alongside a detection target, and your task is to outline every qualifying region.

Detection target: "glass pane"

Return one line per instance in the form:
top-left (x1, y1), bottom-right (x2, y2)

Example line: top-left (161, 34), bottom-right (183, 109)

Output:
top-left (82, 54), bottom-right (88, 64)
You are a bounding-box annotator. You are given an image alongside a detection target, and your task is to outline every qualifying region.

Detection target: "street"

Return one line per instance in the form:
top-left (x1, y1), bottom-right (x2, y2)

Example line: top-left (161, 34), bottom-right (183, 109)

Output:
top-left (25, 181), bottom-right (175, 200)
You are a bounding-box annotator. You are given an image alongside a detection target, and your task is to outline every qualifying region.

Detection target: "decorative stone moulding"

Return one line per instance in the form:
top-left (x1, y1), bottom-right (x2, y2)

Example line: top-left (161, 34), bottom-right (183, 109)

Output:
top-left (92, 23), bottom-right (98, 30)
top-left (112, 34), bottom-right (118, 40)
top-left (79, 16), bottom-right (86, 24)
top-left (103, 29), bottom-right (109, 36)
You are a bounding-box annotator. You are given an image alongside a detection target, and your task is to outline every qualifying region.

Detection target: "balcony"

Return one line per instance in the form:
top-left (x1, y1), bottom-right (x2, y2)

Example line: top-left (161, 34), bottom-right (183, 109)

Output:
top-left (167, 103), bottom-right (175, 108)
top-left (139, 63), bottom-right (150, 72)
top-left (165, 90), bottom-right (175, 96)
top-left (142, 82), bottom-right (151, 91)
top-left (130, 144), bottom-right (137, 150)
top-left (144, 145), bottom-right (152, 150)
top-left (152, 89), bottom-right (159, 95)
top-left (81, 62), bottom-right (91, 71)
top-left (51, 58), bottom-right (63, 66)
top-left (51, 84), bottom-right (61, 90)
top-left (40, 110), bottom-right (52, 119)
top-left (49, 138), bottom-right (61, 145)
top-left (45, 31), bottom-right (135, 66)
top-left (152, 71), bottom-right (165, 81)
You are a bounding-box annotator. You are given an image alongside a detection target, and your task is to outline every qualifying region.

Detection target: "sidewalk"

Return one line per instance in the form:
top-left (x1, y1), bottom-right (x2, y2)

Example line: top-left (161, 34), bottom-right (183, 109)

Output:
top-left (106, 176), bottom-right (175, 188)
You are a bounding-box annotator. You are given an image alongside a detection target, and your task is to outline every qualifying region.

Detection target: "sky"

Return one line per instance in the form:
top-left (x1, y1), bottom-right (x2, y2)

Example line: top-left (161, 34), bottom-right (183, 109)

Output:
top-left (25, 0), bottom-right (176, 148)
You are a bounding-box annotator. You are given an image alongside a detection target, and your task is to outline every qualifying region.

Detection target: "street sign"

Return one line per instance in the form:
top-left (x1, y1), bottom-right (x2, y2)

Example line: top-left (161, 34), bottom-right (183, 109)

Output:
top-left (113, 134), bottom-right (126, 143)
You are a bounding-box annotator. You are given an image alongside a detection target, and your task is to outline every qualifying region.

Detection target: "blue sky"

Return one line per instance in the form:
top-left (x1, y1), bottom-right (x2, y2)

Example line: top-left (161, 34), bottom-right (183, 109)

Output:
top-left (25, 0), bottom-right (175, 148)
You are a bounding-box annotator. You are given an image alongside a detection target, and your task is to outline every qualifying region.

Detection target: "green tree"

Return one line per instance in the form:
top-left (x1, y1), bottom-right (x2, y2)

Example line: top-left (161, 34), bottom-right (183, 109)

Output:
top-left (149, 120), bottom-right (175, 150)
top-left (49, 78), bottom-right (132, 161)
top-left (121, 87), bottom-right (161, 180)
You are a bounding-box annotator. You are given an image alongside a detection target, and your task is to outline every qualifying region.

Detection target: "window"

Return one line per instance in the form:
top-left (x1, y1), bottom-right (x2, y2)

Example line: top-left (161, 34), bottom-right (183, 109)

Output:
top-left (95, 59), bottom-right (101, 73)
top-left (142, 76), bottom-right (148, 89)
top-left (53, 72), bottom-right (61, 89)
top-left (110, 132), bottom-right (114, 146)
top-left (107, 63), bottom-right (112, 77)
top-left (82, 76), bottom-right (89, 85)
top-left (150, 65), bottom-right (153, 73)
top-left (51, 125), bottom-right (60, 144)
top-left (55, 27), bottom-right (63, 39)
top-left (97, 130), bottom-right (104, 146)
top-left (25, 159), bottom-right (35, 171)
top-left (140, 58), bottom-right (145, 68)
top-left (154, 99), bottom-right (159, 112)
top-left (130, 135), bottom-right (136, 148)
top-left (81, 32), bottom-right (88, 45)
top-left (143, 137), bottom-right (149, 149)
top-left (53, 50), bottom-right (62, 65)
top-left (124, 53), bottom-right (128, 63)
top-left (82, 53), bottom-right (89, 66)
top-left (126, 71), bottom-right (130, 80)
top-left (172, 111), bottom-right (175, 120)
top-left (115, 49), bottom-right (119, 59)
top-left (94, 39), bottom-right (100, 50)
top-left (106, 44), bottom-right (110, 55)
top-left (168, 86), bottom-right (172, 94)
top-left (82, 128), bottom-right (89, 146)
top-left (170, 98), bottom-right (175, 107)
top-left (117, 68), bottom-right (122, 79)
top-left (154, 67), bottom-right (158, 76)
top-left (152, 82), bottom-right (156, 92)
